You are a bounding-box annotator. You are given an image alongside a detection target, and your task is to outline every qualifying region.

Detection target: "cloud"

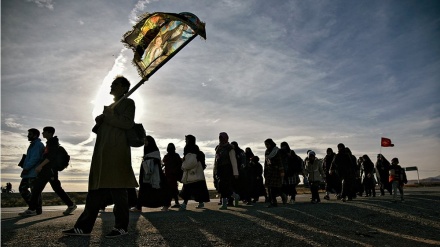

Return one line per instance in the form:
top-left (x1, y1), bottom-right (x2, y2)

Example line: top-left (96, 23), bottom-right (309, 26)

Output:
top-left (27, 0), bottom-right (54, 10)
top-left (2, 0), bottom-right (439, 192)
top-left (128, 0), bottom-right (157, 24)
top-left (4, 117), bottom-right (24, 129)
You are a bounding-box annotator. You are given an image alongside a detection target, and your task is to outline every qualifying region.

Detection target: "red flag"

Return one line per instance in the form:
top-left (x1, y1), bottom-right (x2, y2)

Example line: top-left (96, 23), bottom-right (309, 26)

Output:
top-left (381, 137), bottom-right (394, 147)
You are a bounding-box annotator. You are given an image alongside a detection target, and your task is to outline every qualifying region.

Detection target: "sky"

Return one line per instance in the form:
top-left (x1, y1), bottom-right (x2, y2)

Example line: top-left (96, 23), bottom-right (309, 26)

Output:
top-left (1, 0), bottom-right (440, 192)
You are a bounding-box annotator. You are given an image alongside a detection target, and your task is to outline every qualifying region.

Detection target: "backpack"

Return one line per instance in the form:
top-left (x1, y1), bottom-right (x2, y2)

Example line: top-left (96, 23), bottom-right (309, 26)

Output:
top-left (126, 123), bottom-right (146, 147)
top-left (198, 150), bottom-right (206, 170)
top-left (54, 146), bottom-right (70, 171)
top-left (401, 167), bottom-right (408, 184)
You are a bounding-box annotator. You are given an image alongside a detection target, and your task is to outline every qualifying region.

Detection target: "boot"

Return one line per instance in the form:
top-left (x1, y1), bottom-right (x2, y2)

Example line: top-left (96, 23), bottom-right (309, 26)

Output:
top-left (219, 198), bottom-right (228, 210)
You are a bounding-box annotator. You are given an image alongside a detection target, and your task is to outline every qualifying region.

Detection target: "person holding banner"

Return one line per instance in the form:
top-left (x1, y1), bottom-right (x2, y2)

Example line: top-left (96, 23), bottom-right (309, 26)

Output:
top-left (63, 76), bottom-right (138, 238)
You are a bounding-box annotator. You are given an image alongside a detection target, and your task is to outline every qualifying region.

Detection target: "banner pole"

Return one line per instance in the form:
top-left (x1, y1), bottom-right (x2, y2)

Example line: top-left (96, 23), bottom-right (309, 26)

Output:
top-left (111, 78), bottom-right (147, 109)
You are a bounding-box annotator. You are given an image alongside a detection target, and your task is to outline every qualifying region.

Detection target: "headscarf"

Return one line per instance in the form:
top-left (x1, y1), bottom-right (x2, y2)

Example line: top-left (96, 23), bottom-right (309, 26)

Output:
top-left (144, 135), bottom-right (159, 154)
top-left (184, 134), bottom-right (200, 155)
top-left (264, 138), bottom-right (276, 154)
top-left (264, 138), bottom-right (279, 163)
top-left (245, 147), bottom-right (254, 160)
top-left (219, 132), bottom-right (229, 142)
top-left (280, 142), bottom-right (291, 152)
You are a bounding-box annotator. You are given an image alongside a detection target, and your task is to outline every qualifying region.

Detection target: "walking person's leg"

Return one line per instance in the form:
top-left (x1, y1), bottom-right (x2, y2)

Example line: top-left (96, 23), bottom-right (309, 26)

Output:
top-left (49, 172), bottom-right (74, 206)
top-left (341, 178), bottom-right (347, 201)
top-left (19, 174), bottom-right (49, 216)
top-left (19, 178), bottom-right (33, 207)
top-left (392, 181), bottom-right (398, 202)
top-left (49, 172), bottom-right (77, 215)
top-left (398, 184), bottom-right (404, 201)
top-left (107, 188), bottom-right (129, 237)
top-left (64, 189), bottom-right (103, 235)
top-left (309, 182), bottom-right (316, 202)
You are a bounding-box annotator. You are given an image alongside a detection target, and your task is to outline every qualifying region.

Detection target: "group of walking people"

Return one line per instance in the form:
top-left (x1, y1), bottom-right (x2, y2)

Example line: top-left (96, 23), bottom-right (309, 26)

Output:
top-left (322, 145), bottom-right (408, 203)
top-left (16, 76), bottom-right (408, 239)
top-left (18, 127), bottom-right (78, 217)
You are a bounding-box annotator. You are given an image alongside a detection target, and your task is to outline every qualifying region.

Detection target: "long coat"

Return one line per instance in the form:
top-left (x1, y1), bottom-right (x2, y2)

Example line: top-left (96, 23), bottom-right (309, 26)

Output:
top-left (264, 150), bottom-right (284, 188)
top-left (304, 158), bottom-right (325, 182)
top-left (88, 98), bottom-right (139, 190)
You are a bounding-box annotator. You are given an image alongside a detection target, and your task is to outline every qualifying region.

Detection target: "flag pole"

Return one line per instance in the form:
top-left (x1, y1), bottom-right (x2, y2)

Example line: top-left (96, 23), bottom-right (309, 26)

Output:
top-left (379, 137), bottom-right (382, 156)
top-left (93, 34), bottom-right (200, 133)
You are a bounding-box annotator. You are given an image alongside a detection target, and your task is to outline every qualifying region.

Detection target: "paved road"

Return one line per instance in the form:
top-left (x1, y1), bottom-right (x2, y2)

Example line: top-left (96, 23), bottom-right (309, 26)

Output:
top-left (2, 187), bottom-right (440, 247)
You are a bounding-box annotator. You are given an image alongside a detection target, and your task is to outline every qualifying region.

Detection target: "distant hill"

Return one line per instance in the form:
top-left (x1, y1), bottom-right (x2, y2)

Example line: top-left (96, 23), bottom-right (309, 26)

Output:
top-left (408, 175), bottom-right (440, 185)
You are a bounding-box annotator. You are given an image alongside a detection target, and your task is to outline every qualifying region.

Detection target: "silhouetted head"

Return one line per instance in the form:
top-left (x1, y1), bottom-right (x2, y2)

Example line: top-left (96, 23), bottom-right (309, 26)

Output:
top-left (27, 128), bottom-right (40, 141)
top-left (167, 143), bottom-right (176, 153)
top-left (337, 143), bottom-right (345, 152)
top-left (219, 132), bottom-right (229, 144)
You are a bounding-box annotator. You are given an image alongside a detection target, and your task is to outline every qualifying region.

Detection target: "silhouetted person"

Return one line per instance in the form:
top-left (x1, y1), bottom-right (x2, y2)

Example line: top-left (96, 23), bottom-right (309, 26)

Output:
top-left (63, 76), bottom-right (138, 238)
top-left (330, 143), bottom-right (355, 202)
top-left (376, 154), bottom-right (392, 196)
top-left (213, 132), bottom-right (239, 210)
top-left (18, 128), bottom-right (44, 215)
top-left (264, 139), bottom-right (284, 208)
top-left (163, 143), bottom-right (183, 208)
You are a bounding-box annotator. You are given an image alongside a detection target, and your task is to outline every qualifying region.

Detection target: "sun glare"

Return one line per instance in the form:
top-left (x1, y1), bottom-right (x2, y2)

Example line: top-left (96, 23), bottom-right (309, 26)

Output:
top-left (91, 48), bottom-right (145, 123)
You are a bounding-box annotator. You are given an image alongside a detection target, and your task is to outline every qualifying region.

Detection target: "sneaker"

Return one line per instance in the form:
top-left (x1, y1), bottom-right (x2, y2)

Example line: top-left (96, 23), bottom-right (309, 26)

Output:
top-left (196, 202), bottom-right (204, 209)
top-left (289, 198), bottom-right (295, 204)
top-left (63, 204), bottom-right (78, 215)
top-left (19, 209), bottom-right (36, 216)
top-left (62, 228), bottom-right (90, 236)
top-left (129, 207), bottom-right (141, 212)
top-left (105, 228), bottom-right (128, 238)
top-left (324, 195), bottom-right (330, 200)
top-left (171, 204), bottom-right (181, 208)
top-left (179, 203), bottom-right (187, 211)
